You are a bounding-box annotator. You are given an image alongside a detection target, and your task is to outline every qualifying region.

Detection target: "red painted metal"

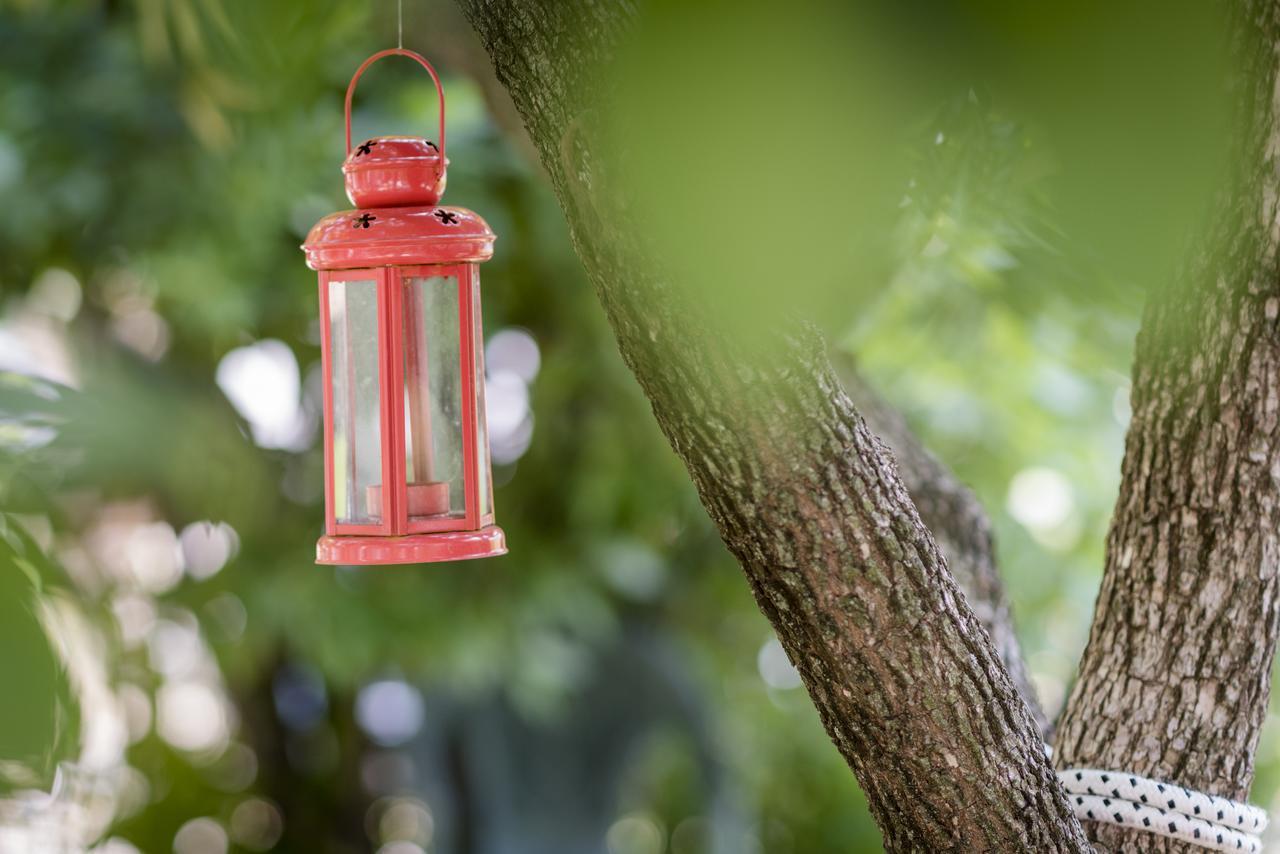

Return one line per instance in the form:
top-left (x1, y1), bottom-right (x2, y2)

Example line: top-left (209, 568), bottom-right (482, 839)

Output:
top-left (459, 264), bottom-right (480, 530)
top-left (377, 267), bottom-right (402, 535)
top-left (319, 273), bottom-right (335, 535)
top-left (304, 207), bottom-right (493, 269)
top-left (304, 48), bottom-right (505, 566)
top-left (316, 527), bottom-right (506, 566)
top-left (344, 49), bottom-right (447, 207)
top-left (345, 137), bottom-right (447, 209)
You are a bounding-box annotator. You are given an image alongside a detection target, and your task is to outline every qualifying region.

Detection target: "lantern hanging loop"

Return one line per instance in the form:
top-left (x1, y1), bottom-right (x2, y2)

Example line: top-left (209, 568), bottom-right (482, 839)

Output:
top-left (344, 48), bottom-right (446, 167)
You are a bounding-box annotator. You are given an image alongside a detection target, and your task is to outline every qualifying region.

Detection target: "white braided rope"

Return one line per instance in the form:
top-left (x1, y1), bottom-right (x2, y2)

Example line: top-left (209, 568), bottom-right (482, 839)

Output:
top-left (1058, 769), bottom-right (1267, 853)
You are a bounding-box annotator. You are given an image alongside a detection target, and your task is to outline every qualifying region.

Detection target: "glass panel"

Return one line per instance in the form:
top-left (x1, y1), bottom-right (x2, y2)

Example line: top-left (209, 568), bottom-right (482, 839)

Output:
top-left (473, 271), bottom-right (493, 518)
top-left (404, 274), bottom-right (465, 521)
top-left (328, 278), bottom-right (383, 526)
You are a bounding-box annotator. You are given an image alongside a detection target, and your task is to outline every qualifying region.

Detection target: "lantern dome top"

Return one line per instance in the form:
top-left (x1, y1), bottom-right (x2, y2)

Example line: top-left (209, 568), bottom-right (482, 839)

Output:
top-left (302, 204), bottom-right (495, 270)
top-left (304, 49), bottom-right (496, 271)
top-left (343, 135), bottom-right (448, 208)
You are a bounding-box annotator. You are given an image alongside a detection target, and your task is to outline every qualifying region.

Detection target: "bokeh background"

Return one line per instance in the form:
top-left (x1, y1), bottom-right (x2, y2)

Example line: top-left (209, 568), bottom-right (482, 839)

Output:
top-left (0, 1), bottom-right (1272, 852)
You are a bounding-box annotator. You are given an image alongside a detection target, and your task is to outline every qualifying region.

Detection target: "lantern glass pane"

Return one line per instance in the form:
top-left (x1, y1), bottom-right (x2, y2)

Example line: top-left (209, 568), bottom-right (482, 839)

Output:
top-left (403, 275), bottom-right (465, 521)
top-left (473, 273), bottom-right (493, 518)
top-left (328, 278), bottom-right (383, 526)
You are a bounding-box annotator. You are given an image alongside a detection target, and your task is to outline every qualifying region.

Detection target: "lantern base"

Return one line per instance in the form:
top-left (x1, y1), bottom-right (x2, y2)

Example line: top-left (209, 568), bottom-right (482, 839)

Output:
top-left (316, 526), bottom-right (506, 566)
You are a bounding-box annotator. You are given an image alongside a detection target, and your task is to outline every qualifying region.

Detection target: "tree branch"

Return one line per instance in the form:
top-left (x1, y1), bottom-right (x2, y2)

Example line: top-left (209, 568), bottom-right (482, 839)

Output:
top-left (1054, 2), bottom-right (1280, 849)
top-left (422, 3), bottom-right (1046, 736)
top-left (835, 353), bottom-right (1047, 735)
top-left (456, 1), bottom-right (1086, 848)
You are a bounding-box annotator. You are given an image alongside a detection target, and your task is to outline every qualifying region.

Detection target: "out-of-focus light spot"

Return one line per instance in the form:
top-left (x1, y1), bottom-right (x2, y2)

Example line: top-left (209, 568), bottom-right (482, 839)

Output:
top-left (204, 592), bottom-right (248, 642)
top-left (483, 328), bottom-right (538, 465)
top-left (1033, 364), bottom-right (1091, 415)
top-left (375, 843), bottom-right (425, 854)
top-left (92, 838), bottom-right (141, 854)
top-left (148, 617), bottom-right (204, 680)
top-left (0, 313), bottom-right (77, 386)
top-left (597, 540), bottom-right (667, 602)
top-left (1113, 383), bottom-right (1132, 426)
top-left (157, 681), bottom-right (230, 754)
top-left (1007, 467), bottom-right (1074, 532)
top-left (273, 663), bottom-right (329, 732)
top-left (757, 637), bottom-right (802, 690)
top-left (606, 813), bottom-right (666, 854)
top-left (111, 593), bottom-right (156, 649)
top-left (924, 391), bottom-right (984, 439)
top-left (118, 683), bottom-right (152, 744)
top-left (355, 679), bottom-right (425, 747)
top-left (921, 233), bottom-right (949, 258)
top-left (670, 817), bottom-right (710, 854)
top-left (489, 412), bottom-right (533, 466)
top-left (114, 766), bottom-right (152, 821)
top-left (28, 268), bottom-right (82, 322)
top-left (486, 328), bottom-right (540, 383)
top-left (485, 369), bottom-right (533, 465)
top-left (1007, 467), bottom-right (1081, 552)
top-left (205, 742), bottom-right (258, 793)
top-left (216, 339), bottom-right (311, 451)
top-left (180, 521), bottom-right (238, 580)
top-left (485, 370), bottom-right (529, 435)
top-left (124, 522), bottom-right (183, 594)
top-left (360, 751), bottom-right (416, 795)
top-left (111, 307), bottom-right (169, 362)
top-left (229, 798), bottom-right (284, 852)
top-left (377, 798), bottom-right (434, 847)
top-left (173, 817), bottom-right (228, 854)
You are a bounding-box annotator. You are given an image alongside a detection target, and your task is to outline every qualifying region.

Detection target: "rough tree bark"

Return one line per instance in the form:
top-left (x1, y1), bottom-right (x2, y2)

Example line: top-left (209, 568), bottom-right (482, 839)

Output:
top-left (456, 2), bottom-right (1085, 850)
top-left (456, 0), bottom-right (1280, 851)
top-left (1053, 2), bottom-right (1280, 851)
top-left (419, 4), bottom-right (1047, 735)
top-left (837, 354), bottom-right (1046, 733)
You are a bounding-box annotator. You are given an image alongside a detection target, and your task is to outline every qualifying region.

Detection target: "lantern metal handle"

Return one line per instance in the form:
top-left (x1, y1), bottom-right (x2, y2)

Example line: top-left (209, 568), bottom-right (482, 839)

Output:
top-left (344, 48), bottom-right (447, 166)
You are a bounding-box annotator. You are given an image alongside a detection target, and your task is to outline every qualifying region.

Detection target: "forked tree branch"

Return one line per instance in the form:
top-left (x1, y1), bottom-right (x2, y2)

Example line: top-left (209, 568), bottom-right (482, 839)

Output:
top-left (456, 1), bottom-right (1086, 848)
top-left (428, 1), bottom-right (1048, 738)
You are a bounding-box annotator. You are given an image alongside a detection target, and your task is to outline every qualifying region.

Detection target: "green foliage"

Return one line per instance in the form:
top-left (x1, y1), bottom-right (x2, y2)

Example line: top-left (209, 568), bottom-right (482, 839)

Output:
top-left (0, 514), bottom-right (79, 793)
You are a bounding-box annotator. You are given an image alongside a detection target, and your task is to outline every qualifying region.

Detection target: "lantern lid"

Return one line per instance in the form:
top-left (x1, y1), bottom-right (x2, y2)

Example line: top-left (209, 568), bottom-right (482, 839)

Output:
top-left (302, 204), bottom-right (495, 270)
top-left (343, 135), bottom-right (448, 208)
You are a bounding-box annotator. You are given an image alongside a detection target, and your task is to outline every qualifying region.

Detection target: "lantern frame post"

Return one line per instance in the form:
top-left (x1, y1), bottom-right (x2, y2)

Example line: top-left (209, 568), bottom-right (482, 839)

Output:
top-left (318, 267), bottom-right (399, 538)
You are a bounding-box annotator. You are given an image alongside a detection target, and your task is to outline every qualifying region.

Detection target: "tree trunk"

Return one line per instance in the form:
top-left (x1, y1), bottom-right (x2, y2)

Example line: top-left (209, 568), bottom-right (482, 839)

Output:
top-left (837, 354), bottom-right (1047, 734)
top-left (457, 0), bottom-right (1280, 850)
top-left (418, 2), bottom-right (1048, 737)
top-left (456, 2), bottom-right (1086, 849)
top-left (1053, 2), bottom-right (1280, 850)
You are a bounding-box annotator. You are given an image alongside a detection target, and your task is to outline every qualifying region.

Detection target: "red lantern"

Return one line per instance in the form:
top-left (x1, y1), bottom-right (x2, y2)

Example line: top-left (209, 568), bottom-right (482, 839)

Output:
top-left (303, 49), bottom-right (506, 565)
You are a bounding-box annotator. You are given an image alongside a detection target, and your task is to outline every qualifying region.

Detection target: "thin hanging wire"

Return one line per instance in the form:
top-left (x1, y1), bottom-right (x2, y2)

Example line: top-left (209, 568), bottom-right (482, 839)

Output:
top-left (397, 0), bottom-right (403, 48)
